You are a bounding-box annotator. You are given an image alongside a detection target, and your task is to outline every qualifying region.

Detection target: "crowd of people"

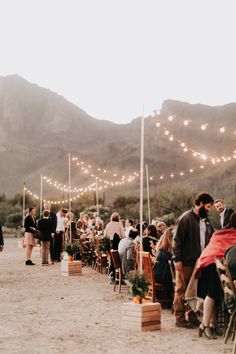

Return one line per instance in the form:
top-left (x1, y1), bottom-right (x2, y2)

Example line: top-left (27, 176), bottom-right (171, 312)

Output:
top-left (1, 193), bottom-right (236, 343)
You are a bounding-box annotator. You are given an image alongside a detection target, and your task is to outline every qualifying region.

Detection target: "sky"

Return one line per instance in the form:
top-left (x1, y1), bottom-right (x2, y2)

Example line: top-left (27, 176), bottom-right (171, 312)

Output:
top-left (0, 0), bottom-right (235, 124)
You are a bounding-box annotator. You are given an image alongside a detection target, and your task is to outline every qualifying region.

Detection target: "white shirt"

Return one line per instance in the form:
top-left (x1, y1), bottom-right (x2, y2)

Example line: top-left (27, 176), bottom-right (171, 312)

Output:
top-left (199, 218), bottom-right (206, 251)
top-left (220, 208), bottom-right (226, 228)
top-left (56, 212), bottom-right (65, 232)
top-left (125, 226), bottom-right (134, 238)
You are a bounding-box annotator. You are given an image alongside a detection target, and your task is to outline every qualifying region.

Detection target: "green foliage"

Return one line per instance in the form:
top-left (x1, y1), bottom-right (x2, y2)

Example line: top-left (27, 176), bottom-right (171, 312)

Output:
top-left (97, 237), bottom-right (110, 254)
top-left (127, 270), bottom-right (150, 300)
top-left (65, 242), bottom-right (81, 259)
top-left (112, 195), bottom-right (140, 221)
top-left (6, 213), bottom-right (22, 228)
top-left (152, 189), bottom-right (195, 219)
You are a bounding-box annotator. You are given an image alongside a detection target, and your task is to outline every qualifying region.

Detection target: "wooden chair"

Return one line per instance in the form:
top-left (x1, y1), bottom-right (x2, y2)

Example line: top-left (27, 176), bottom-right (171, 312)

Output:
top-left (138, 251), bottom-right (173, 306)
top-left (110, 250), bottom-right (122, 293)
top-left (74, 239), bottom-right (96, 268)
top-left (215, 259), bottom-right (236, 353)
top-left (96, 252), bottom-right (108, 274)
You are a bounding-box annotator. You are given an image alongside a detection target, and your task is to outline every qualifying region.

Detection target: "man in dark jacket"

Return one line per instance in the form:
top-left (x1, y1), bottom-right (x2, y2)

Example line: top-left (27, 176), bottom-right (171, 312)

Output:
top-left (0, 221), bottom-right (4, 252)
top-left (214, 199), bottom-right (234, 228)
top-left (173, 192), bottom-right (214, 328)
top-left (43, 202), bottom-right (57, 264)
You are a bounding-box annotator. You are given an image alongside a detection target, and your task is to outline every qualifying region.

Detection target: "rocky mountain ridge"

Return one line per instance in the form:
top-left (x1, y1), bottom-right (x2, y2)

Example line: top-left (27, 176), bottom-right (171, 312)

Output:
top-left (0, 74), bottom-right (236, 199)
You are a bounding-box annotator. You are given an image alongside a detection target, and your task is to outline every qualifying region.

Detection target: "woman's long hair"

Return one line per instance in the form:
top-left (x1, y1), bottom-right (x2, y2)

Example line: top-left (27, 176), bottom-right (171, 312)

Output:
top-left (156, 227), bottom-right (174, 254)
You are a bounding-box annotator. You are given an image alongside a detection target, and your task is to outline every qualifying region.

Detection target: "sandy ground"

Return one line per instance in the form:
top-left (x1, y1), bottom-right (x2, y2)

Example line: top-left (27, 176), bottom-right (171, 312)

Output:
top-left (0, 238), bottom-right (233, 354)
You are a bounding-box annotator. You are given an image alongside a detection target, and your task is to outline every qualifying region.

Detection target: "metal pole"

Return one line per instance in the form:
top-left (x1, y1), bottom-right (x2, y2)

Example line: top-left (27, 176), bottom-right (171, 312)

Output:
top-left (22, 182), bottom-right (26, 228)
top-left (68, 153), bottom-right (72, 244)
top-left (146, 164), bottom-right (151, 224)
top-left (139, 110), bottom-right (144, 273)
top-left (96, 179), bottom-right (99, 216)
top-left (40, 173), bottom-right (43, 217)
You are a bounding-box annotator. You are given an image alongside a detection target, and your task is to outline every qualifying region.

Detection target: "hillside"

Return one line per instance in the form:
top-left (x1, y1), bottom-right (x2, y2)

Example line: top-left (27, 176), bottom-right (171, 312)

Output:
top-left (0, 74), bottom-right (236, 201)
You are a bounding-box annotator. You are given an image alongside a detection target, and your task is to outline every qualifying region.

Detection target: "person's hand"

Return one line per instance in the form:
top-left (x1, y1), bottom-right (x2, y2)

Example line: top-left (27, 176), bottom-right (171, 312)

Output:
top-left (51, 233), bottom-right (55, 238)
top-left (175, 261), bottom-right (183, 272)
top-left (0, 245), bottom-right (4, 252)
top-left (151, 256), bottom-right (156, 264)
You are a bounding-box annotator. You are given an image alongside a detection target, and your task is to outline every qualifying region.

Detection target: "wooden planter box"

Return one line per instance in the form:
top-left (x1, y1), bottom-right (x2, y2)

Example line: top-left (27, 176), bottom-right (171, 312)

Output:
top-left (121, 302), bottom-right (161, 331)
top-left (61, 260), bottom-right (82, 276)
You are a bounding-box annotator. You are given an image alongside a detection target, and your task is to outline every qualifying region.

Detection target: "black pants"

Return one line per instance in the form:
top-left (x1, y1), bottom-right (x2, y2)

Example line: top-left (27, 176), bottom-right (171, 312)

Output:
top-left (109, 233), bottom-right (121, 279)
top-left (50, 237), bottom-right (55, 262)
top-left (54, 232), bottom-right (63, 261)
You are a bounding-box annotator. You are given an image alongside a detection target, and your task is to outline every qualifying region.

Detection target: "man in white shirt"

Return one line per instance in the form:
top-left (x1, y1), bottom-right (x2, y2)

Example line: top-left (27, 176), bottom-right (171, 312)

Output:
top-left (54, 209), bottom-right (67, 261)
top-left (124, 219), bottom-right (134, 238)
top-left (118, 229), bottom-right (138, 276)
top-left (214, 199), bottom-right (234, 228)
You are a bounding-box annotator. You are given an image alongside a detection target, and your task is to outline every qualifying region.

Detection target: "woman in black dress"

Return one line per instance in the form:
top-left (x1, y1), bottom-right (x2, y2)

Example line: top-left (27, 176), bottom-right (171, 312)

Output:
top-left (153, 227), bottom-right (174, 302)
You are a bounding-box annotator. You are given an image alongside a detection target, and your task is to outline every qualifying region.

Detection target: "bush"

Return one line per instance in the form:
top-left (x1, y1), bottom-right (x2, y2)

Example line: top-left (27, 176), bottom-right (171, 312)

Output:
top-left (6, 213), bottom-right (22, 228)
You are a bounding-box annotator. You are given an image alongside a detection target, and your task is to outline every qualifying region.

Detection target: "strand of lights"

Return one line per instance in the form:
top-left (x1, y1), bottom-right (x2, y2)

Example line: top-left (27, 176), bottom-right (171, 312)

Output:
top-left (71, 157), bottom-right (139, 185)
top-left (24, 182), bottom-right (111, 205)
top-left (156, 121), bottom-right (236, 163)
top-left (42, 175), bottom-right (97, 194)
top-left (72, 156), bottom-right (120, 178)
top-left (150, 164), bottom-right (206, 181)
top-left (154, 110), bottom-right (236, 136)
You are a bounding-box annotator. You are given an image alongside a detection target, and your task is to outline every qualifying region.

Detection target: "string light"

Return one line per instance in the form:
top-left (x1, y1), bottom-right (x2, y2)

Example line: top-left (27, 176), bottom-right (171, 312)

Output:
top-left (155, 109), bottom-right (230, 135)
top-left (71, 157), bottom-right (139, 185)
top-left (201, 124), bottom-right (207, 131)
top-left (156, 120), bottom-right (236, 162)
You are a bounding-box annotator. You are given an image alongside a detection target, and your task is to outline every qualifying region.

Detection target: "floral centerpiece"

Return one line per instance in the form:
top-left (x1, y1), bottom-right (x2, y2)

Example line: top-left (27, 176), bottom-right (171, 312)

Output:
top-left (127, 270), bottom-right (150, 304)
top-left (96, 236), bottom-right (110, 254)
top-left (64, 242), bottom-right (81, 261)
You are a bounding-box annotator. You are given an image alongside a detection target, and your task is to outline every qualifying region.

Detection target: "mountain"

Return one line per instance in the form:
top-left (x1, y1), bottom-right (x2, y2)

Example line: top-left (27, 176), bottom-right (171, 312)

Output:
top-left (0, 74), bottom-right (236, 200)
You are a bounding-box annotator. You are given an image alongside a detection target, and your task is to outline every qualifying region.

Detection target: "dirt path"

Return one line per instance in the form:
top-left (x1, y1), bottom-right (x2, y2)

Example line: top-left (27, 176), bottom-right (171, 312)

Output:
top-left (0, 238), bottom-right (232, 354)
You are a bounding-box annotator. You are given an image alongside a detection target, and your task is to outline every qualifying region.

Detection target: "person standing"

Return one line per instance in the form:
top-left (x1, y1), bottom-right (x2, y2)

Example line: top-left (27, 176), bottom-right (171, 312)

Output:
top-left (173, 192), bottom-right (214, 328)
top-left (214, 199), bottom-right (234, 228)
top-left (43, 202), bottom-right (57, 264)
top-left (104, 212), bottom-right (125, 281)
top-left (37, 210), bottom-right (53, 265)
top-left (24, 207), bottom-right (37, 265)
top-left (54, 209), bottom-right (67, 262)
top-left (0, 221), bottom-right (4, 252)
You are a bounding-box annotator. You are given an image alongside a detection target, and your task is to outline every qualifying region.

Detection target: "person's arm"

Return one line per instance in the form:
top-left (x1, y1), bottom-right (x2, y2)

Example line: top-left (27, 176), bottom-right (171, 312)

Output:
top-left (120, 222), bottom-right (125, 239)
top-left (104, 224), bottom-right (108, 238)
top-left (0, 222), bottom-right (4, 250)
top-left (52, 213), bottom-right (57, 234)
top-left (173, 217), bottom-right (186, 272)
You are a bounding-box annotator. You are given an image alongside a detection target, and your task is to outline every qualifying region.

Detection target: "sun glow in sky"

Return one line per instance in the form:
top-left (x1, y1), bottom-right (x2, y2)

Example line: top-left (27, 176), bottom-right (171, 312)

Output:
top-left (0, 0), bottom-right (235, 123)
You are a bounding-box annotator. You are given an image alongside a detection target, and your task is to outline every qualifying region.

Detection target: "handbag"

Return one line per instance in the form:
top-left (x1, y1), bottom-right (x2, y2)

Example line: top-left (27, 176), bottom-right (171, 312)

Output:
top-left (33, 230), bottom-right (40, 239)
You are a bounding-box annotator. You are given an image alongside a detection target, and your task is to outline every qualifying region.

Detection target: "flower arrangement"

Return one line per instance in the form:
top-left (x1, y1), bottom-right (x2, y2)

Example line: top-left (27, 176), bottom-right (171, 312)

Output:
top-left (65, 242), bottom-right (81, 261)
top-left (96, 236), bottom-right (111, 254)
top-left (127, 270), bottom-right (150, 304)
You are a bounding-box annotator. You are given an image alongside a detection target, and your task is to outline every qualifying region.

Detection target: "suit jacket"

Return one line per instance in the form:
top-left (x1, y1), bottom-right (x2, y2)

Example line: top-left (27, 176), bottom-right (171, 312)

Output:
top-left (118, 238), bottom-right (135, 275)
top-left (38, 218), bottom-right (53, 242)
top-left (223, 208), bottom-right (235, 227)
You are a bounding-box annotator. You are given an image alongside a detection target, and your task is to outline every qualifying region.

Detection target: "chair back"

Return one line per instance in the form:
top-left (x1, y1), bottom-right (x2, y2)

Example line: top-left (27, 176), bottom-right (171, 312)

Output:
top-left (110, 250), bottom-right (121, 270)
top-left (215, 259), bottom-right (236, 312)
top-left (138, 251), bottom-right (155, 285)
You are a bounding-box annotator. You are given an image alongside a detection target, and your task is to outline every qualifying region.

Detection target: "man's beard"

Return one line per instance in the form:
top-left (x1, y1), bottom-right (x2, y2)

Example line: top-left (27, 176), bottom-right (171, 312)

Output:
top-left (199, 206), bottom-right (208, 219)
